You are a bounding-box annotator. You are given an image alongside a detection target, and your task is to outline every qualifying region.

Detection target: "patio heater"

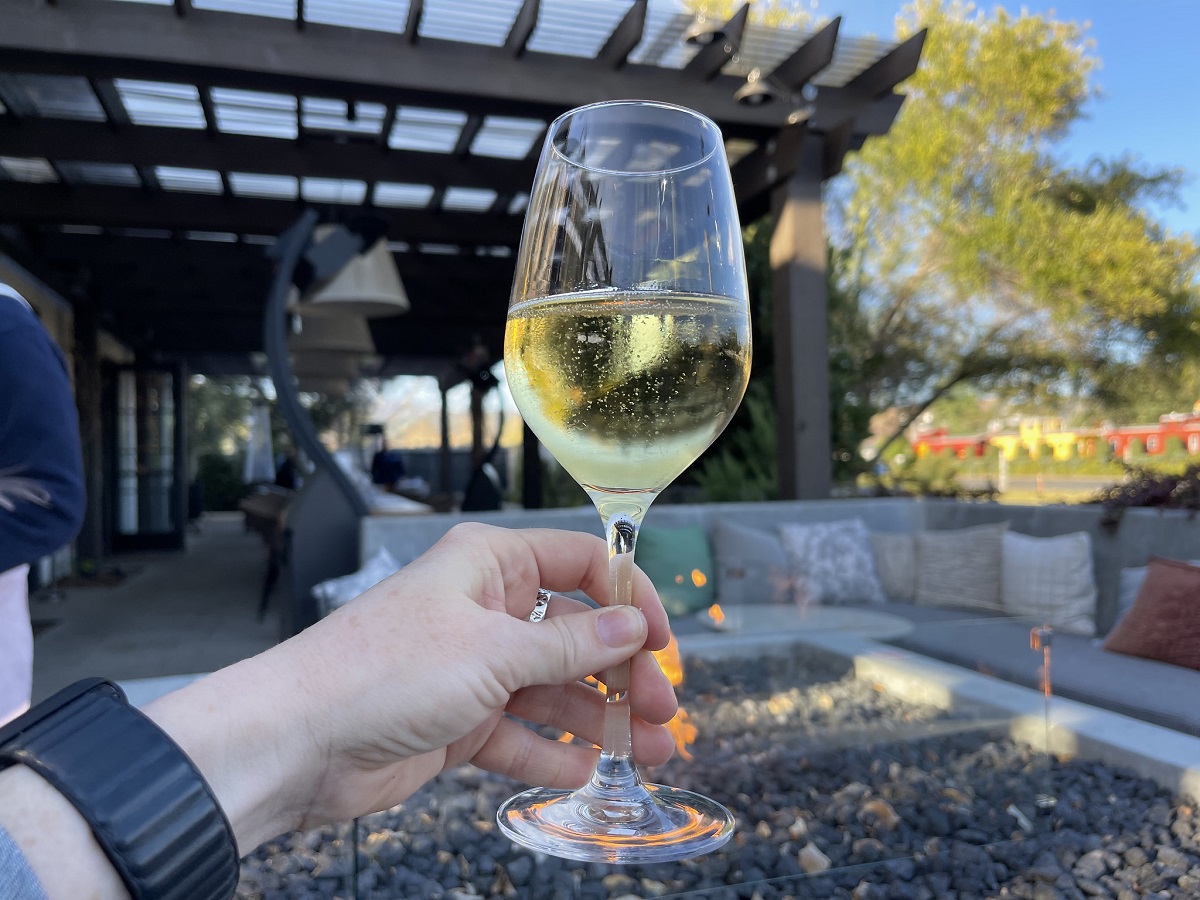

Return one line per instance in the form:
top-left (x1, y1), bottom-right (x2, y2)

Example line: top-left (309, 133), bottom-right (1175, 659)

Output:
top-left (262, 209), bottom-right (407, 635)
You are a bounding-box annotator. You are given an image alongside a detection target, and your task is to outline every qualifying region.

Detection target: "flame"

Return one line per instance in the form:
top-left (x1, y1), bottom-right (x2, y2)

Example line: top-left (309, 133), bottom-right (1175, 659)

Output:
top-left (691, 569), bottom-right (708, 588)
top-left (557, 634), bottom-right (698, 759)
top-left (707, 603), bottom-right (725, 626)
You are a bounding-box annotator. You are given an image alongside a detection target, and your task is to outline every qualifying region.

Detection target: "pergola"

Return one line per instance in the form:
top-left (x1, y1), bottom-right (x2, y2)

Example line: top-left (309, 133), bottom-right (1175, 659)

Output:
top-left (0, 0), bottom-right (923, 552)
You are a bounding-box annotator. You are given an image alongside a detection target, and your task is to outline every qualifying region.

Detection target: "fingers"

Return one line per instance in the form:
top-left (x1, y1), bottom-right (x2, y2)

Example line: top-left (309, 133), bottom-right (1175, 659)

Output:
top-left (506, 678), bottom-right (677, 763)
top-left (471, 714), bottom-right (676, 789)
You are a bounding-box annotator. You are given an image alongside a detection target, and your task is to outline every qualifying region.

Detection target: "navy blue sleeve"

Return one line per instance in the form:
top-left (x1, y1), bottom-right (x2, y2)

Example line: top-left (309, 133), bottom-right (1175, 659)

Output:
top-left (0, 300), bottom-right (86, 572)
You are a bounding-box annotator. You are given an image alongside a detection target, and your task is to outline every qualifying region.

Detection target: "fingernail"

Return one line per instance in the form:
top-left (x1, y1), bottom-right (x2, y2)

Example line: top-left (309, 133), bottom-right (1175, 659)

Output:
top-left (597, 606), bottom-right (644, 648)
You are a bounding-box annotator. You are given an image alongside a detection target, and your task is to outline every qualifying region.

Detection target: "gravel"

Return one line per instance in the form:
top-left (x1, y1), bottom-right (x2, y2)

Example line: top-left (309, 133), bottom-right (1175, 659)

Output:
top-left (236, 654), bottom-right (1200, 900)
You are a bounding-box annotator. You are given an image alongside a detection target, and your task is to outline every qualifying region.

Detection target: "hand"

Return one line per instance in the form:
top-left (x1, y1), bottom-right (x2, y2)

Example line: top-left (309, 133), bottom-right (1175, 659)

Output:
top-left (145, 523), bottom-right (678, 853)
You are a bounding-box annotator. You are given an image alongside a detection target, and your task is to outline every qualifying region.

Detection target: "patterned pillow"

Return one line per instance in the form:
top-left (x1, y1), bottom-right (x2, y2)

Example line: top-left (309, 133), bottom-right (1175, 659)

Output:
top-left (1001, 531), bottom-right (1097, 635)
top-left (870, 532), bottom-right (916, 601)
top-left (914, 522), bottom-right (1006, 612)
top-left (779, 518), bottom-right (885, 606)
top-left (712, 519), bottom-right (792, 605)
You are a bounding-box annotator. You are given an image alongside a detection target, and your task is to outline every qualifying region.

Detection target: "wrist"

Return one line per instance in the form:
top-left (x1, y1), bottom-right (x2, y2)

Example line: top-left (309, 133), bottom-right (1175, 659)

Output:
top-left (143, 648), bottom-right (327, 853)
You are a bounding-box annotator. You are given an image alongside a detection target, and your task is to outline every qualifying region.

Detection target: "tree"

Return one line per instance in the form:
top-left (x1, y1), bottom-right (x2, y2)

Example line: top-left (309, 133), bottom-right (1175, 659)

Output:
top-left (834, 0), bottom-right (1200, 458)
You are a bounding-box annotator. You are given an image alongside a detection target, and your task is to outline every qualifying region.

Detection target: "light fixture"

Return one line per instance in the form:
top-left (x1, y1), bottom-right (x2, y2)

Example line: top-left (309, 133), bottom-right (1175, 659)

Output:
top-left (299, 225), bottom-right (410, 318)
top-left (288, 314), bottom-right (376, 354)
top-left (684, 13), bottom-right (726, 46)
top-left (734, 68), bottom-right (777, 106)
top-left (290, 351), bottom-right (363, 380)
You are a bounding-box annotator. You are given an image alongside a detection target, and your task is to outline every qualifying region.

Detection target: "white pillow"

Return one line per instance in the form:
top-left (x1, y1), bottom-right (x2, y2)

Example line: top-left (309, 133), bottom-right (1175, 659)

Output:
top-left (779, 518), bottom-right (885, 606)
top-left (1001, 532), bottom-right (1096, 635)
top-left (915, 522), bottom-right (1007, 611)
top-left (312, 547), bottom-right (401, 616)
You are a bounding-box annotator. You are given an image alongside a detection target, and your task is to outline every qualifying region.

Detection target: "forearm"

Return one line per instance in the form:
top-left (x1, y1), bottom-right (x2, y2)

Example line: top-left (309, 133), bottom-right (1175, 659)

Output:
top-left (0, 765), bottom-right (127, 899)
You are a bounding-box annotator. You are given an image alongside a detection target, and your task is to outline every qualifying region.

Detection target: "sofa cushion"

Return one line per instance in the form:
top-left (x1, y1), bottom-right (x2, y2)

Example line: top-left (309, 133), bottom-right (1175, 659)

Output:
top-left (711, 519), bottom-right (791, 606)
top-left (636, 524), bottom-right (716, 618)
top-left (779, 518), bottom-right (885, 606)
top-left (873, 601), bottom-right (1200, 736)
top-left (914, 522), bottom-right (1006, 612)
top-left (1104, 557), bottom-right (1200, 671)
top-left (870, 532), bottom-right (916, 601)
top-left (1001, 531), bottom-right (1097, 635)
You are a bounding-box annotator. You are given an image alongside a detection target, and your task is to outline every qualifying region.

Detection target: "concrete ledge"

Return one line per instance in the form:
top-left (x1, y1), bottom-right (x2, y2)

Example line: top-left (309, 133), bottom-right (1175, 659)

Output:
top-left (680, 627), bottom-right (1200, 803)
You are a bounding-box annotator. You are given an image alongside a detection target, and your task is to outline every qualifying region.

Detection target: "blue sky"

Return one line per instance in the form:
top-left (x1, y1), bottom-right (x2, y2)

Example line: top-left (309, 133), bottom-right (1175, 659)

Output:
top-left (840, 0), bottom-right (1198, 237)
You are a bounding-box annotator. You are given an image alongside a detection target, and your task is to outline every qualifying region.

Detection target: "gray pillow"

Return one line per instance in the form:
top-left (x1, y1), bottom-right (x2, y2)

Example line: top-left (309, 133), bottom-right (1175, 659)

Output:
top-left (915, 522), bottom-right (1007, 612)
top-left (779, 518), bottom-right (886, 606)
top-left (711, 518), bottom-right (792, 605)
top-left (871, 532), bottom-right (916, 601)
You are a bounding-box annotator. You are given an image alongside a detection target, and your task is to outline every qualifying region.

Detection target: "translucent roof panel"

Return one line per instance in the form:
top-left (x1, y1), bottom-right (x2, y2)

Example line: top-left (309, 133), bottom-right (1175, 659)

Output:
top-left (300, 98), bottom-right (386, 136)
top-left (388, 107), bottom-right (467, 153)
top-left (0, 157), bottom-right (58, 183)
top-left (628, 7), bottom-right (695, 69)
top-left (155, 166), bottom-right (224, 194)
top-left (210, 88), bottom-right (297, 139)
top-left (526, 0), bottom-right (636, 58)
top-left (507, 193), bottom-right (529, 216)
top-left (191, 0), bottom-right (296, 21)
top-left (419, 0), bottom-right (524, 46)
top-left (184, 230), bottom-right (239, 242)
top-left (108, 0), bottom-right (173, 5)
top-left (57, 161), bottom-right (142, 187)
top-left (814, 34), bottom-right (896, 88)
top-left (442, 187), bottom-right (497, 213)
top-left (115, 80), bottom-right (206, 129)
top-left (417, 243), bottom-right (461, 255)
top-left (724, 139), bottom-right (758, 167)
top-left (373, 182), bottom-right (435, 208)
top-left (304, 0), bottom-right (411, 33)
top-left (471, 116), bottom-right (544, 160)
top-left (228, 172), bottom-right (299, 200)
top-left (10, 75), bottom-right (105, 121)
top-left (59, 225), bottom-right (106, 236)
top-left (300, 177), bottom-right (368, 204)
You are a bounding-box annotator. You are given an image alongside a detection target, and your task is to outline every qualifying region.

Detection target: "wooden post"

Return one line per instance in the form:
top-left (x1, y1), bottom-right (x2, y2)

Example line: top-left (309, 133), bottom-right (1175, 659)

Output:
top-left (438, 387), bottom-right (451, 495)
top-left (770, 136), bottom-right (832, 499)
top-left (72, 305), bottom-right (106, 563)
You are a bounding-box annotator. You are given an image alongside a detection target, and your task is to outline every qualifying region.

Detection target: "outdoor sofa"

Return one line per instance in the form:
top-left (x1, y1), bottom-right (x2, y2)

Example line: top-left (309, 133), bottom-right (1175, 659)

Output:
top-left (358, 497), bottom-right (1200, 738)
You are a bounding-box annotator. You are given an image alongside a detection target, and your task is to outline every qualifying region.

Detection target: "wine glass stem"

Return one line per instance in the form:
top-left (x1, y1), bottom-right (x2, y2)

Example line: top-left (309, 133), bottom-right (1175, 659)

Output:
top-left (600, 512), bottom-right (639, 760)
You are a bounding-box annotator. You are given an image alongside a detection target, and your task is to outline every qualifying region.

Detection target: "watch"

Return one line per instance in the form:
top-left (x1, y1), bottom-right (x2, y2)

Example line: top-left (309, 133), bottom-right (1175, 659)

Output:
top-left (0, 678), bottom-right (240, 900)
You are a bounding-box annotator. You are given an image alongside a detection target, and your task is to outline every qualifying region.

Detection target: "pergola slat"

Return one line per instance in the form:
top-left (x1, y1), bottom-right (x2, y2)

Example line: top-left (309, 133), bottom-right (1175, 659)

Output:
top-left (683, 3), bottom-right (749, 81)
top-left (505, 0), bottom-right (540, 58)
top-left (0, 182), bottom-right (523, 245)
top-left (596, 0), bottom-right (646, 70)
top-left (0, 118), bottom-right (536, 192)
top-left (769, 17), bottom-right (840, 91)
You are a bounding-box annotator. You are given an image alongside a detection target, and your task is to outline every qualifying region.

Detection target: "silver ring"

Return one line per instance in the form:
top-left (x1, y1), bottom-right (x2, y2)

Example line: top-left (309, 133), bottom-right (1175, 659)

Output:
top-left (529, 588), bottom-right (551, 623)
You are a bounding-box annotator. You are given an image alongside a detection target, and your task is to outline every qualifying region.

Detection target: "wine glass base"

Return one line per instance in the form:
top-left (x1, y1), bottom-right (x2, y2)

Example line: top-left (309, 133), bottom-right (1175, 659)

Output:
top-left (496, 782), bottom-right (734, 864)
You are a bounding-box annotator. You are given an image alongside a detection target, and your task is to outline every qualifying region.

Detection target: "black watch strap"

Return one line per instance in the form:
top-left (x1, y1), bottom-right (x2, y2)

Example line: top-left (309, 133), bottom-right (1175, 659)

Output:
top-left (0, 678), bottom-right (240, 900)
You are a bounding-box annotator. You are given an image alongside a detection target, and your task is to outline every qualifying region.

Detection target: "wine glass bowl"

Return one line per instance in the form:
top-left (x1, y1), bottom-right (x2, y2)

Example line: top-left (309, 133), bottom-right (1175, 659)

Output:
top-left (498, 100), bottom-right (751, 864)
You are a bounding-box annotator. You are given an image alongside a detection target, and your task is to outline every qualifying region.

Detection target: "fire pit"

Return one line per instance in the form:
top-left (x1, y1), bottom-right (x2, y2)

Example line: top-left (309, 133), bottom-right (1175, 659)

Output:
top-left (236, 647), bottom-right (1200, 899)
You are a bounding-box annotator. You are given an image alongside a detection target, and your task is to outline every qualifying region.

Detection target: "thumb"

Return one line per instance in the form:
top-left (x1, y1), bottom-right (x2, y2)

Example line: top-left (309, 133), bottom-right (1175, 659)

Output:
top-left (508, 605), bottom-right (647, 688)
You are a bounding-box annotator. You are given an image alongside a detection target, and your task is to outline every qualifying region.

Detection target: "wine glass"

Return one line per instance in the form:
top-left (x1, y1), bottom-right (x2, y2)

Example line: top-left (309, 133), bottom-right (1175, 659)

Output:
top-left (497, 100), bottom-right (752, 863)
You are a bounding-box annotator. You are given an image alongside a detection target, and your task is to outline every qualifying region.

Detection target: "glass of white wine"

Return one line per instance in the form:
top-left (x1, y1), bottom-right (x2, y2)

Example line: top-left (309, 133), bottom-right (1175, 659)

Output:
top-left (497, 100), bottom-right (752, 863)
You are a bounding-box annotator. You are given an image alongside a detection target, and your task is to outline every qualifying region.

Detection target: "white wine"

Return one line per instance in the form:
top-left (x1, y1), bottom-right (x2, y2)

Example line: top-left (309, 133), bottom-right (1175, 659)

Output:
top-left (505, 291), bottom-right (751, 503)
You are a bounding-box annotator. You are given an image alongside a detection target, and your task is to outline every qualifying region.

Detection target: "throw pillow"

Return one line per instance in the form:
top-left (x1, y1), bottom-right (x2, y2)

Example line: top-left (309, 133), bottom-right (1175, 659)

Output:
top-left (1115, 559), bottom-right (1200, 631)
top-left (870, 532), bottom-right (916, 601)
top-left (914, 522), bottom-right (1007, 612)
top-left (1001, 531), bottom-right (1097, 635)
top-left (711, 519), bottom-right (792, 605)
top-left (779, 518), bottom-right (886, 606)
top-left (311, 547), bottom-right (401, 616)
top-left (636, 524), bottom-right (716, 618)
top-left (1104, 557), bottom-right (1200, 671)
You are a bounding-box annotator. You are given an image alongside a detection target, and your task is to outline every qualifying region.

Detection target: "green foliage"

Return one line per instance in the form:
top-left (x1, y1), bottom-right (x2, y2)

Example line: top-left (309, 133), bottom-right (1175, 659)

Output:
top-left (195, 453), bottom-right (246, 511)
top-left (695, 380), bottom-right (779, 501)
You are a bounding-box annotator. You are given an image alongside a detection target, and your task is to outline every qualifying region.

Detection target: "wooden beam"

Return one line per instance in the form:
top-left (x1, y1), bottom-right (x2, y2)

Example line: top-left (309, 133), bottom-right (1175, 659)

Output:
top-left (770, 137), bottom-right (831, 500)
top-left (0, 1), bottom-right (786, 134)
top-left (843, 28), bottom-right (927, 100)
top-left (505, 0), bottom-right (540, 58)
top-left (0, 118), bottom-right (537, 191)
top-left (89, 77), bottom-right (162, 193)
top-left (768, 17), bottom-right (839, 91)
top-left (404, 0), bottom-right (423, 44)
top-left (0, 182), bottom-right (524, 245)
top-left (453, 115), bottom-right (484, 157)
top-left (683, 2), bottom-right (749, 81)
top-left (596, 0), bottom-right (646, 70)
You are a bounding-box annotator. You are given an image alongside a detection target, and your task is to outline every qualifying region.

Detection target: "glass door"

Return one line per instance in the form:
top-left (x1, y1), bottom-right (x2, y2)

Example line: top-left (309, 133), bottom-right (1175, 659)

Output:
top-left (105, 365), bottom-right (187, 551)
